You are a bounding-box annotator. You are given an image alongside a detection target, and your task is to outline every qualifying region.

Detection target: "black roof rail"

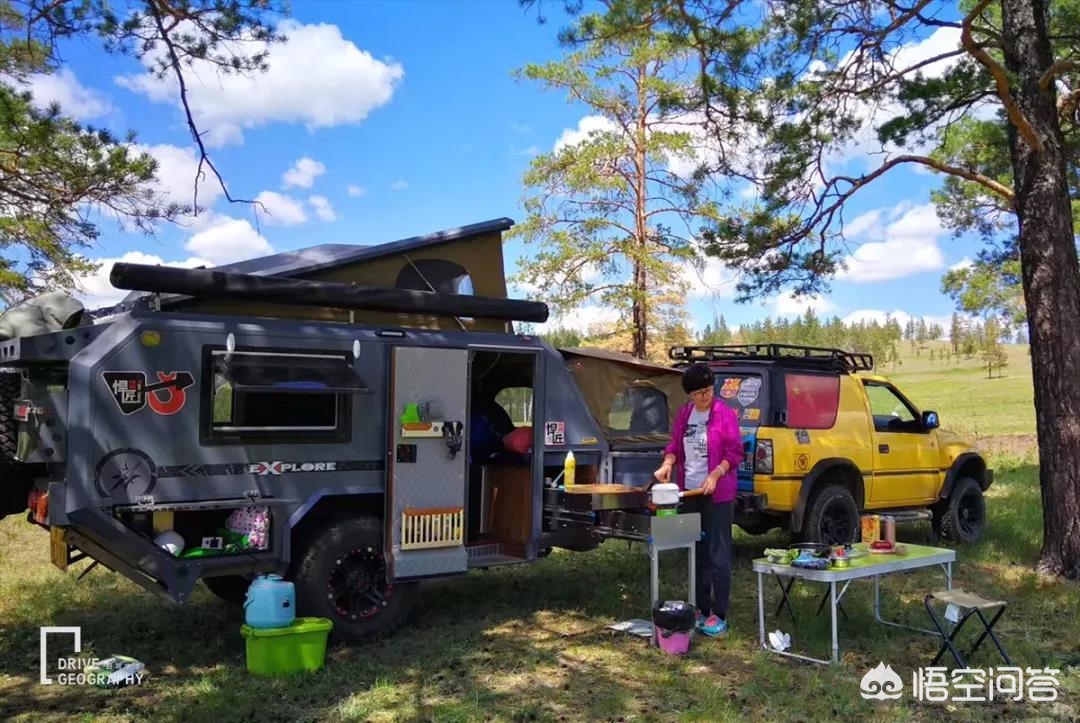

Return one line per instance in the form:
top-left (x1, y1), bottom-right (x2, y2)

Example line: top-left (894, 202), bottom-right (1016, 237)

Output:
top-left (667, 343), bottom-right (874, 373)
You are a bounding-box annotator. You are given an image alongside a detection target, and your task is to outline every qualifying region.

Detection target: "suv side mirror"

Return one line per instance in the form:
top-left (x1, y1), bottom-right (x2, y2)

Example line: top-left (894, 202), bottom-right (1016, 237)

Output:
top-left (922, 410), bottom-right (939, 429)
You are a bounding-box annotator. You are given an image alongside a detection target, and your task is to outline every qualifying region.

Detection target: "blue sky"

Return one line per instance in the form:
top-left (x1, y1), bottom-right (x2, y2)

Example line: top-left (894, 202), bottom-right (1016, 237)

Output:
top-left (28, 0), bottom-right (984, 333)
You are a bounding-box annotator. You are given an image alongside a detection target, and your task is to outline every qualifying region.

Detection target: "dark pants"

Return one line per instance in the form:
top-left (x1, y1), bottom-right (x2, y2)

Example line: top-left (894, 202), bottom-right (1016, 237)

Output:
top-left (692, 496), bottom-right (734, 619)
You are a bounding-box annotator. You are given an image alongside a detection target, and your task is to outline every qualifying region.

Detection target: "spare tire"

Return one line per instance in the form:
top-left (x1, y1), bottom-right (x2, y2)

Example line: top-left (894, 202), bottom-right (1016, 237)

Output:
top-left (0, 371), bottom-right (32, 517)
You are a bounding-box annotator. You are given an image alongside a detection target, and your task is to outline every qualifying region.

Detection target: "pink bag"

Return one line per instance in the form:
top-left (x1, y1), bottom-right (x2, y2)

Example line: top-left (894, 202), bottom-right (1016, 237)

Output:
top-left (226, 506), bottom-right (270, 549)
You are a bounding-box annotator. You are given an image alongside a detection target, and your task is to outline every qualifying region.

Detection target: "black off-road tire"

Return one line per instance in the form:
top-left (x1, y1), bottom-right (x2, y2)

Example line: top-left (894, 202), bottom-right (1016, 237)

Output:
top-left (292, 516), bottom-right (418, 645)
top-left (800, 483), bottom-right (860, 545)
top-left (0, 371), bottom-right (31, 517)
top-left (934, 476), bottom-right (986, 544)
top-left (203, 574), bottom-right (253, 605)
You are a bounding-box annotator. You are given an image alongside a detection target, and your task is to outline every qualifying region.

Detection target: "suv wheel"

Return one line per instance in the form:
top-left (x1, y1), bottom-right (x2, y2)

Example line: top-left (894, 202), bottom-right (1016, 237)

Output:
top-left (801, 483), bottom-right (859, 545)
top-left (293, 516), bottom-right (418, 644)
top-left (934, 476), bottom-right (986, 544)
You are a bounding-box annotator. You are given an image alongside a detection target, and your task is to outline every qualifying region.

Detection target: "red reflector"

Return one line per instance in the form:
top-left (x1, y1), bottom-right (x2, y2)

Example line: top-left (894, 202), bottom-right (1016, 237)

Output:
top-left (14, 403), bottom-right (29, 422)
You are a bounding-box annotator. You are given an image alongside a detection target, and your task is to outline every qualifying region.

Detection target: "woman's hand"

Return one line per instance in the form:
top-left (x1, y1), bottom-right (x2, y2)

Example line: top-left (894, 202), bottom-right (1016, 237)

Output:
top-left (702, 462), bottom-right (729, 495)
top-left (654, 462), bottom-right (672, 483)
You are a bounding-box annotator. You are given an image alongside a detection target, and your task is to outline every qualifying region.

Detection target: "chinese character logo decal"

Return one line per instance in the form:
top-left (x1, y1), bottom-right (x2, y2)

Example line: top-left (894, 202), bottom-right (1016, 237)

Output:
top-left (103, 371), bottom-right (194, 415)
top-left (861, 662), bottom-right (904, 700)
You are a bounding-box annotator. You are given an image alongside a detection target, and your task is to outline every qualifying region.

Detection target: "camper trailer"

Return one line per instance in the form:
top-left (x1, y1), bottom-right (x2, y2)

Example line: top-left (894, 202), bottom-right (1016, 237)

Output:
top-left (0, 218), bottom-right (764, 643)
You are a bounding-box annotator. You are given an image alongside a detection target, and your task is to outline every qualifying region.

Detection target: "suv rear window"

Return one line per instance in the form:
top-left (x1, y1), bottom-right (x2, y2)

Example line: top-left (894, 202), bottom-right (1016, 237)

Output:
top-left (714, 373), bottom-right (764, 425)
top-left (785, 372), bottom-right (839, 429)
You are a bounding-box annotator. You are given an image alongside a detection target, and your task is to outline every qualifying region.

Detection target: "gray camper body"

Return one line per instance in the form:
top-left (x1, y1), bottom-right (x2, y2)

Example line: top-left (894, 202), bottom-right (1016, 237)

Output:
top-left (0, 218), bottom-right (707, 643)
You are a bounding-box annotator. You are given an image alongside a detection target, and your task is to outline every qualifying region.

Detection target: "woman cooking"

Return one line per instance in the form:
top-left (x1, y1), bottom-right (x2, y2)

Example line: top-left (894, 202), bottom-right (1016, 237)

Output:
top-left (653, 363), bottom-right (744, 636)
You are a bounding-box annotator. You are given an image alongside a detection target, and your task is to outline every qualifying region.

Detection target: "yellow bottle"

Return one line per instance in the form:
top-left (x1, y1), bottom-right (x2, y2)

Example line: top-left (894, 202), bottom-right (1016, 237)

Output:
top-left (563, 450), bottom-right (576, 488)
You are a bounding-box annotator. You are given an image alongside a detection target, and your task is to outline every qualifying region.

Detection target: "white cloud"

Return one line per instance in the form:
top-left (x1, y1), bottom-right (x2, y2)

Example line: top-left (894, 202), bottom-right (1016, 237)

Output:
top-left (390, 179), bottom-right (409, 191)
top-left (309, 195), bottom-right (337, 222)
top-left (73, 251), bottom-right (210, 309)
top-left (137, 144), bottom-right (224, 209)
top-left (19, 68), bottom-right (113, 119)
top-left (837, 203), bottom-right (946, 282)
top-left (771, 292), bottom-right (837, 317)
top-left (842, 308), bottom-right (913, 327)
top-left (346, 184), bottom-right (366, 197)
top-left (553, 115), bottom-right (618, 153)
top-left (681, 257), bottom-right (739, 298)
top-left (844, 209), bottom-right (882, 238)
top-left (950, 257), bottom-right (974, 271)
top-left (254, 191), bottom-right (307, 226)
top-left (513, 145), bottom-right (540, 157)
top-left (537, 303), bottom-right (621, 333)
top-left (283, 157), bottom-right (326, 189)
top-left (185, 216), bottom-right (272, 264)
top-left (116, 20), bottom-right (404, 147)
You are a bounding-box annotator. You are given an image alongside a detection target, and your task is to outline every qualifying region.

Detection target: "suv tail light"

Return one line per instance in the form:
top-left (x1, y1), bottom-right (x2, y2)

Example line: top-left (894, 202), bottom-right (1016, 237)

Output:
top-left (755, 439), bottom-right (773, 474)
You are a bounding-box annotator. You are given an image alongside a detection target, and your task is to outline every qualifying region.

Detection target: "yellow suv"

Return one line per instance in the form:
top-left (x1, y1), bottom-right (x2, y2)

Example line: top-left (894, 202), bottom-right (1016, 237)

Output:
top-left (668, 344), bottom-right (993, 545)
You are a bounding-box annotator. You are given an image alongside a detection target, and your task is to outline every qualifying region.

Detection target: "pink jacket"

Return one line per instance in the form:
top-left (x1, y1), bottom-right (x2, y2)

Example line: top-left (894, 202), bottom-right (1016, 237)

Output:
top-left (663, 398), bottom-right (744, 503)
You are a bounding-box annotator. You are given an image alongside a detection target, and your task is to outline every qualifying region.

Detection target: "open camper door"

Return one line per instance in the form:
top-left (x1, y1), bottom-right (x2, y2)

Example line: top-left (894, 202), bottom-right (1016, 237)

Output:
top-left (387, 346), bottom-right (469, 579)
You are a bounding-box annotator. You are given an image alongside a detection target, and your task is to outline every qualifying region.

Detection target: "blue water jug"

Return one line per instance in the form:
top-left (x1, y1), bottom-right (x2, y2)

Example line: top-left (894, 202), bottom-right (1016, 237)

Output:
top-left (243, 574), bottom-right (296, 629)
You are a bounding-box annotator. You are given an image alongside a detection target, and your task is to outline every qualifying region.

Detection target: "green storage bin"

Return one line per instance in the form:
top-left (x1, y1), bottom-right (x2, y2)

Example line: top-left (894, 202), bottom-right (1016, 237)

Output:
top-left (240, 617), bottom-right (333, 676)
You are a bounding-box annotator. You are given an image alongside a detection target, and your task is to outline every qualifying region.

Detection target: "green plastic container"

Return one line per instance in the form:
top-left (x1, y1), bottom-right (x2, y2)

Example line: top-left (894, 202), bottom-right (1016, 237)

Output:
top-left (240, 617), bottom-right (333, 676)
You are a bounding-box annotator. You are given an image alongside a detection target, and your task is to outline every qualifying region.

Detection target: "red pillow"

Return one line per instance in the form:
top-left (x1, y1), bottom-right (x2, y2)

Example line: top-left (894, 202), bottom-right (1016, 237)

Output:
top-left (503, 426), bottom-right (533, 454)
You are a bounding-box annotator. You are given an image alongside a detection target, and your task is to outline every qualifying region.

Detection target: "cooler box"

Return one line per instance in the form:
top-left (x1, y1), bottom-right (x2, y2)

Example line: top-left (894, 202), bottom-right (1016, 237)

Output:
top-left (652, 599), bottom-right (695, 655)
top-left (240, 617), bottom-right (333, 675)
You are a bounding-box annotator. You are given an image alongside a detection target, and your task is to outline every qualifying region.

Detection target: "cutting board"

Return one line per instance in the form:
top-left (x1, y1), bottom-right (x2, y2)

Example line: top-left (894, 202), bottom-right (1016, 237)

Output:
top-left (561, 484), bottom-right (646, 495)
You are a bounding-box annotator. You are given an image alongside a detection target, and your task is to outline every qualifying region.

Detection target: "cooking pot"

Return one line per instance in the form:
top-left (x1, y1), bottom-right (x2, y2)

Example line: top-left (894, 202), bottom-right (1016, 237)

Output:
top-left (649, 484), bottom-right (705, 517)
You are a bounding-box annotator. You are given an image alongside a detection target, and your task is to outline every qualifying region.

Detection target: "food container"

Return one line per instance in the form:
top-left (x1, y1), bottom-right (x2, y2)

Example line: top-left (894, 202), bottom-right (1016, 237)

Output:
top-left (861, 514), bottom-right (880, 543)
top-left (764, 548), bottom-right (793, 564)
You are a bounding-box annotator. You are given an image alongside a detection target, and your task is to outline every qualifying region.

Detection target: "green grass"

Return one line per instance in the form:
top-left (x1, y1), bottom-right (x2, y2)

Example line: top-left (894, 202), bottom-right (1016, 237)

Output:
top-left (2, 342), bottom-right (1077, 722)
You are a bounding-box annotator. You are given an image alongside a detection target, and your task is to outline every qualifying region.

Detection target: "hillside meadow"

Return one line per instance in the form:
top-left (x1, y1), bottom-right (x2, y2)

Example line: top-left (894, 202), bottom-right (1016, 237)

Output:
top-left (1, 342), bottom-right (1076, 722)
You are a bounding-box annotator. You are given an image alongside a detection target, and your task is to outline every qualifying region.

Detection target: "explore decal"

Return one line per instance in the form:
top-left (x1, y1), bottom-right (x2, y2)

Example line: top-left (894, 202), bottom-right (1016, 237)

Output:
top-left (102, 371), bottom-right (194, 415)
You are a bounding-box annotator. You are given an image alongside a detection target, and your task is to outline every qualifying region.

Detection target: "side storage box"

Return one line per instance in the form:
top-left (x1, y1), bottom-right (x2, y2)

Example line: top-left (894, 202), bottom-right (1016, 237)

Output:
top-left (240, 617), bottom-right (333, 676)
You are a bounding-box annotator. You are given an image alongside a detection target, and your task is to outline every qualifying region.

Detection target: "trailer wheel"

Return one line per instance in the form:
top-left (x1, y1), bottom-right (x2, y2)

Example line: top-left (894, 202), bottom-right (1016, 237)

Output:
top-left (0, 371), bottom-right (31, 517)
top-left (293, 516), bottom-right (418, 644)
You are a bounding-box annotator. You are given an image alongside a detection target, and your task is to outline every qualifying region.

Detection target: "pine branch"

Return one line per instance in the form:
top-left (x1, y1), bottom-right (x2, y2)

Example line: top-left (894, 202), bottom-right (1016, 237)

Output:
top-left (961, 0), bottom-right (1043, 152)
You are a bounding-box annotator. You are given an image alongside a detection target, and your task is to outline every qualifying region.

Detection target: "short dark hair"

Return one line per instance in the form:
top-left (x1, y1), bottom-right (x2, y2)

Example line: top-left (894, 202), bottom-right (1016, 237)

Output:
top-left (681, 363), bottom-right (715, 394)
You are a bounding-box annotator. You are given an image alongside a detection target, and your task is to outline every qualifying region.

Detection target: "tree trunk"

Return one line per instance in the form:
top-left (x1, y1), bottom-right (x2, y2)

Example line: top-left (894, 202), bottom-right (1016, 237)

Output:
top-left (631, 62), bottom-right (649, 359)
top-left (1002, 0), bottom-right (1080, 578)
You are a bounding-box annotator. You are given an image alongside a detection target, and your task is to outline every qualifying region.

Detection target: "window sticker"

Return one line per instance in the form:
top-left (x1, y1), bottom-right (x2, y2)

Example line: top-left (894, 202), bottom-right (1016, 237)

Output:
top-left (743, 408), bottom-right (761, 421)
top-left (720, 377), bottom-right (742, 399)
top-left (737, 377), bottom-right (762, 406)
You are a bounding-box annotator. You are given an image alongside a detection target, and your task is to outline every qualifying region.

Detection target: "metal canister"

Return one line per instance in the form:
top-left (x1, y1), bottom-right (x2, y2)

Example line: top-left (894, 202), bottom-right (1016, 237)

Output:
top-left (881, 515), bottom-right (896, 544)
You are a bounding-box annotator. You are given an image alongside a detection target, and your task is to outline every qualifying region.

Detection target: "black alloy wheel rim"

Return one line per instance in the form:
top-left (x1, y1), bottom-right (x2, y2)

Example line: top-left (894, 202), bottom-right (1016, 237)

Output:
top-left (958, 489), bottom-right (983, 538)
top-left (821, 499), bottom-right (855, 544)
top-left (326, 546), bottom-right (395, 621)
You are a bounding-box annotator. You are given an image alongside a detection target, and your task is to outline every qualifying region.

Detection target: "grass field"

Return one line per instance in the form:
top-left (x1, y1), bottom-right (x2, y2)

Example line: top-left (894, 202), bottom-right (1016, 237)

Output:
top-left (1, 343), bottom-right (1077, 722)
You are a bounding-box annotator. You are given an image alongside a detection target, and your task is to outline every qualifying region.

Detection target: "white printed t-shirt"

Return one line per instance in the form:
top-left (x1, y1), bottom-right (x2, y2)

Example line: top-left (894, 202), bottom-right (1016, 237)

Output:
top-left (681, 407), bottom-right (710, 489)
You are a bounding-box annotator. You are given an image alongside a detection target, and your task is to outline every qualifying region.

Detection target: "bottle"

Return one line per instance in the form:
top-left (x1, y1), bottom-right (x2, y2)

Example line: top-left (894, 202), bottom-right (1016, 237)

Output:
top-left (563, 450), bottom-right (576, 488)
top-left (882, 514), bottom-right (896, 544)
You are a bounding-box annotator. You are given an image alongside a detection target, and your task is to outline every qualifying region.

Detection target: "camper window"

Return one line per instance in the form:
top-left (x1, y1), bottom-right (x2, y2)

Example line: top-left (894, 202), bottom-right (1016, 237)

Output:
top-left (395, 259), bottom-right (473, 295)
top-left (204, 350), bottom-right (350, 443)
top-left (609, 385), bottom-right (668, 436)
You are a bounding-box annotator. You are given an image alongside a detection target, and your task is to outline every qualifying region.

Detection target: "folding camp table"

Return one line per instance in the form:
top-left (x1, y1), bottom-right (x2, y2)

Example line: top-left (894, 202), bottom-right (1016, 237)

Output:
top-left (753, 543), bottom-right (956, 665)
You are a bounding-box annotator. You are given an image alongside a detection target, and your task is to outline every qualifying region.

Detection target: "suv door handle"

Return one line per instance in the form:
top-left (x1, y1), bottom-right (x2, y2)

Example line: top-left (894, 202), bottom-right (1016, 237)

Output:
top-left (878, 444), bottom-right (890, 453)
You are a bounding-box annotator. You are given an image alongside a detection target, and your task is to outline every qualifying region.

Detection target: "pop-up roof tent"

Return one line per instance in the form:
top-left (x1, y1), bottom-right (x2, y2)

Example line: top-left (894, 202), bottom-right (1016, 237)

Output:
top-left (117, 218), bottom-right (519, 332)
top-left (560, 347), bottom-right (686, 443)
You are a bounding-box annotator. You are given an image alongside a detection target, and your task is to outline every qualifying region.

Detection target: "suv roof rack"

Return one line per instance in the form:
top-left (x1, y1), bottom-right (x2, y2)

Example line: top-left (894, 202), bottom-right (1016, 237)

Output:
top-left (668, 343), bottom-right (874, 373)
